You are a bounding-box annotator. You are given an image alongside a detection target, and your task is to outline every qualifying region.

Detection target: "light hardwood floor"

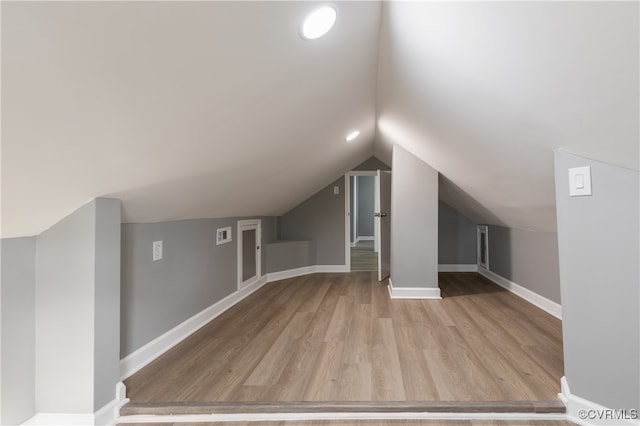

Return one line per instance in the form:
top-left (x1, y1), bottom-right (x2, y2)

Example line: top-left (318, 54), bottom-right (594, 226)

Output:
top-left (124, 272), bottom-right (563, 404)
top-left (351, 241), bottom-right (377, 271)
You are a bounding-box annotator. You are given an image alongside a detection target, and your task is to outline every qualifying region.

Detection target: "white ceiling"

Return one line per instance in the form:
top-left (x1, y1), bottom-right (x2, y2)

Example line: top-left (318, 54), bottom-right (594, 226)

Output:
top-left (2, 1), bottom-right (637, 237)
top-left (2, 1), bottom-right (381, 238)
top-left (375, 1), bottom-right (639, 231)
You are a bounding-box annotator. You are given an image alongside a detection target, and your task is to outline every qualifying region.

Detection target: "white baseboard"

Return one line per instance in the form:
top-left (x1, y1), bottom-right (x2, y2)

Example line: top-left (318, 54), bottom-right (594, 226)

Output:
top-left (438, 264), bottom-right (478, 272)
top-left (95, 382), bottom-right (128, 425)
top-left (559, 376), bottom-right (638, 425)
top-left (23, 413), bottom-right (95, 426)
top-left (120, 276), bottom-right (268, 380)
top-left (356, 236), bottom-right (374, 242)
top-left (387, 278), bottom-right (442, 299)
top-left (23, 382), bottom-right (128, 426)
top-left (265, 265), bottom-right (349, 282)
top-left (315, 264), bottom-right (349, 273)
top-left (477, 268), bottom-right (562, 320)
top-left (266, 266), bottom-right (316, 282)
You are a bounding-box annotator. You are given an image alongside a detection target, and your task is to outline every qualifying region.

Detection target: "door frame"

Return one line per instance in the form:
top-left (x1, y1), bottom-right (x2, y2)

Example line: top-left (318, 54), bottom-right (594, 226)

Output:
top-left (477, 224), bottom-right (489, 270)
top-left (375, 169), bottom-right (391, 281)
top-left (345, 171), bottom-right (378, 272)
top-left (237, 219), bottom-right (261, 290)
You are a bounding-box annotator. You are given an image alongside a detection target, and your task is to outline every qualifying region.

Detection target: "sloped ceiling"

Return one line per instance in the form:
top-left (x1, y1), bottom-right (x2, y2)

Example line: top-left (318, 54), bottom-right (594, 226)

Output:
top-left (1, 1), bottom-right (381, 238)
top-left (2, 1), bottom-right (637, 238)
top-left (375, 1), bottom-right (639, 231)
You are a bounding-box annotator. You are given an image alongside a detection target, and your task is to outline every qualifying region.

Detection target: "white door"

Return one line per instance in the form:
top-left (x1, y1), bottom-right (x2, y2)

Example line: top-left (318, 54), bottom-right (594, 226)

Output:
top-left (375, 170), bottom-right (391, 281)
top-left (237, 219), bottom-right (261, 289)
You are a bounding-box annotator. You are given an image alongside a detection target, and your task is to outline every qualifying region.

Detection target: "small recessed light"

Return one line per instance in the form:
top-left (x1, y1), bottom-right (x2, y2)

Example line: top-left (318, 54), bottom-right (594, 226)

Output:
top-left (301, 5), bottom-right (337, 40)
top-left (346, 130), bottom-right (360, 142)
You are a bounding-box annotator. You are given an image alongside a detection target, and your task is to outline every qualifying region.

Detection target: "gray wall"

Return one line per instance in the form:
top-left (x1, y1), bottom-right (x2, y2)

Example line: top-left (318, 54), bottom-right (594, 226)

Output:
top-left (93, 198), bottom-right (122, 409)
top-left (121, 216), bottom-right (274, 357)
top-left (488, 225), bottom-right (561, 304)
top-left (1, 237), bottom-right (36, 425)
top-left (554, 150), bottom-right (639, 411)
top-left (390, 144), bottom-right (439, 288)
top-left (353, 156), bottom-right (391, 171)
top-left (265, 240), bottom-right (314, 273)
top-left (278, 177), bottom-right (346, 266)
top-left (356, 176), bottom-right (375, 237)
top-left (438, 201), bottom-right (476, 264)
top-left (36, 198), bottom-right (121, 413)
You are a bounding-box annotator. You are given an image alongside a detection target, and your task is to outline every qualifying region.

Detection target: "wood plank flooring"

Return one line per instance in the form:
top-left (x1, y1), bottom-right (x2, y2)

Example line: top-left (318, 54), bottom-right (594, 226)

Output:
top-left (124, 272), bottom-right (563, 404)
top-left (351, 241), bottom-right (378, 271)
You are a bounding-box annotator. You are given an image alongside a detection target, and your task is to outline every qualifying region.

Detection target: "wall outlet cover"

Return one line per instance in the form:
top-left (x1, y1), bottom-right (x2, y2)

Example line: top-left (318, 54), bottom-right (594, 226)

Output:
top-left (152, 240), bottom-right (163, 261)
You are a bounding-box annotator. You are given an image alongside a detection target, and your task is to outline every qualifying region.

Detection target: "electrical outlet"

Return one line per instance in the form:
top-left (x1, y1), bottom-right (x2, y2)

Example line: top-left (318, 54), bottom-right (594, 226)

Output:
top-left (153, 240), bottom-right (163, 261)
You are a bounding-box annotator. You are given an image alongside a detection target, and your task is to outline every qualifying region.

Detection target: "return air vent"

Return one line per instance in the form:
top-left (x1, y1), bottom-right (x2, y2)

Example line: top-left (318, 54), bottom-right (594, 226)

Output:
top-left (216, 226), bottom-right (232, 245)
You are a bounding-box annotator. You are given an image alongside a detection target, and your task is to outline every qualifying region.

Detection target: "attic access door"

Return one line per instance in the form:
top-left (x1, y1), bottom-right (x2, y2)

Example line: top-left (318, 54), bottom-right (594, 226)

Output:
top-left (237, 219), bottom-right (261, 290)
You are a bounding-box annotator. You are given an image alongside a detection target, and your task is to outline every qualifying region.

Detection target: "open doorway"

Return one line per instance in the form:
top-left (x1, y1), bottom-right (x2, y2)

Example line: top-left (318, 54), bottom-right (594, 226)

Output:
top-left (350, 174), bottom-right (377, 271)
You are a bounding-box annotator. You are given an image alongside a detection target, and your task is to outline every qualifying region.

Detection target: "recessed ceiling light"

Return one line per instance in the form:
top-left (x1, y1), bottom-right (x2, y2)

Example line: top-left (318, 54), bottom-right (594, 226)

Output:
top-left (301, 5), bottom-right (337, 40)
top-left (346, 130), bottom-right (360, 142)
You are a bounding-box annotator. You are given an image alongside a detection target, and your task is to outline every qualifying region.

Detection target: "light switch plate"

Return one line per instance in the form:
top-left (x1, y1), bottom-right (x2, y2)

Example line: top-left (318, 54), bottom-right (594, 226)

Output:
top-left (568, 166), bottom-right (592, 197)
top-left (333, 186), bottom-right (340, 195)
top-left (153, 240), bottom-right (163, 261)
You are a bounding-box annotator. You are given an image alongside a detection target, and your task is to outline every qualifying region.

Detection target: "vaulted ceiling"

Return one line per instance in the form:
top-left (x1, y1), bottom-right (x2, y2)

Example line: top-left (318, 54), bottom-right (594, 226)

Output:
top-left (2, 1), bottom-right (637, 238)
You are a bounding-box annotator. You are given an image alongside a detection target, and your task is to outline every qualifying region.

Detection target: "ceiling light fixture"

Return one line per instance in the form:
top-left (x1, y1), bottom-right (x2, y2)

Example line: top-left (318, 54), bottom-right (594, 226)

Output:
top-left (300, 5), bottom-right (337, 40)
top-left (346, 130), bottom-right (360, 142)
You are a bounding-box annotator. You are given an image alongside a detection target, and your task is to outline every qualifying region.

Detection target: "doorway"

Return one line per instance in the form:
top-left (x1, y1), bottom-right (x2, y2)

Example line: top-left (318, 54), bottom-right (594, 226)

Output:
top-left (350, 174), bottom-right (377, 271)
top-left (346, 170), bottom-right (391, 281)
top-left (237, 219), bottom-right (261, 289)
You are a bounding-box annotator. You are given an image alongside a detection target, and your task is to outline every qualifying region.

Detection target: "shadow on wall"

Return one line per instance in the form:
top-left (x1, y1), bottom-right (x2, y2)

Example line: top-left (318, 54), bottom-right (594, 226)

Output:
top-left (438, 174), bottom-right (507, 227)
top-left (488, 225), bottom-right (513, 279)
top-left (439, 273), bottom-right (507, 298)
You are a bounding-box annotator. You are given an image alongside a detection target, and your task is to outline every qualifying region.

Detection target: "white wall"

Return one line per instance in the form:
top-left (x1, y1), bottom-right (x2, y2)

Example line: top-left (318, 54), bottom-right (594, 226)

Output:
top-left (375, 1), bottom-right (638, 231)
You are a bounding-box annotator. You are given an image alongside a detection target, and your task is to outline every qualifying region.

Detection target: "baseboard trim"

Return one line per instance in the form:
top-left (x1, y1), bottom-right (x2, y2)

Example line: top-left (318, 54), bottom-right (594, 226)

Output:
top-left (266, 266), bottom-right (316, 282)
top-left (388, 278), bottom-right (442, 299)
top-left (23, 382), bottom-right (128, 426)
top-left (95, 382), bottom-right (129, 425)
top-left (438, 264), bottom-right (479, 272)
top-left (22, 413), bottom-right (95, 426)
top-left (120, 276), bottom-right (268, 380)
top-left (356, 236), bottom-right (374, 242)
top-left (478, 268), bottom-right (562, 320)
top-left (559, 376), bottom-right (638, 425)
top-left (315, 264), bottom-right (349, 273)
